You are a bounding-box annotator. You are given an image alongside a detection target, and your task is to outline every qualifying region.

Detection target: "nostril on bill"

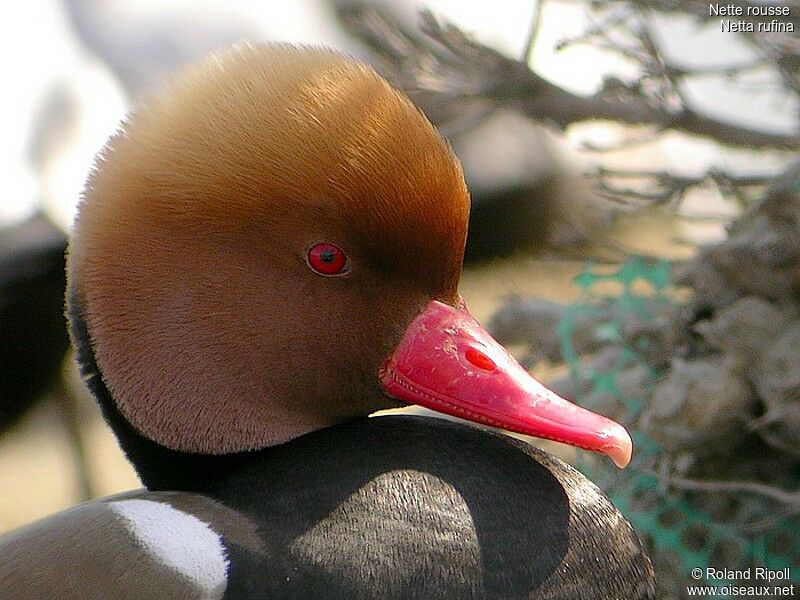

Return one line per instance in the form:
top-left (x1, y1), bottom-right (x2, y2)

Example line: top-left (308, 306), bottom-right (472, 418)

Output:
top-left (465, 347), bottom-right (496, 372)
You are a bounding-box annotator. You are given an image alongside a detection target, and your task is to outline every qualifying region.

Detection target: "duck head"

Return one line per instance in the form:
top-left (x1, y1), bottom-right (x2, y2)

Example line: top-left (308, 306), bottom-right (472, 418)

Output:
top-left (68, 45), bottom-right (631, 469)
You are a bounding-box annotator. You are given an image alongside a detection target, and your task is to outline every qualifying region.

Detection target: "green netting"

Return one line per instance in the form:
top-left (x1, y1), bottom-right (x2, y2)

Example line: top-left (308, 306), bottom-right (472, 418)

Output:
top-left (558, 258), bottom-right (800, 597)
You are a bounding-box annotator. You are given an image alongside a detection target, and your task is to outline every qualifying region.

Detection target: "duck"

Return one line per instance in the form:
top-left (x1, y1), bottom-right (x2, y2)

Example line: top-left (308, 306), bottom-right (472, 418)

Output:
top-left (0, 212), bottom-right (100, 503)
top-left (0, 44), bottom-right (655, 599)
top-left (0, 212), bottom-right (69, 431)
top-left (0, 212), bottom-right (98, 499)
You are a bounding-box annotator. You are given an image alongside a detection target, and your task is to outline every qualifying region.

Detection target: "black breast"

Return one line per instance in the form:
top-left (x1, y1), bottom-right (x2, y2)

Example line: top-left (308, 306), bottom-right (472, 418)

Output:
top-left (209, 417), bottom-right (655, 600)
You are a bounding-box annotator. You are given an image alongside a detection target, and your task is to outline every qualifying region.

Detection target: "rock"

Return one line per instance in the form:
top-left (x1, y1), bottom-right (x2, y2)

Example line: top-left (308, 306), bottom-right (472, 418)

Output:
top-left (644, 356), bottom-right (756, 456)
top-left (488, 296), bottom-right (566, 359)
top-left (751, 325), bottom-right (800, 455)
top-left (490, 295), bottom-right (680, 368)
top-left (674, 256), bottom-right (741, 312)
top-left (487, 296), bottom-right (609, 364)
top-left (706, 215), bottom-right (800, 303)
top-left (693, 296), bottom-right (794, 362)
top-left (580, 362), bottom-right (652, 421)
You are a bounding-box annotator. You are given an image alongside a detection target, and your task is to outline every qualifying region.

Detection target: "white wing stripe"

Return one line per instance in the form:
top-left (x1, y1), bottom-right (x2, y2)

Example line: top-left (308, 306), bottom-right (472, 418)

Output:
top-left (110, 499), bottom-right (228, 600)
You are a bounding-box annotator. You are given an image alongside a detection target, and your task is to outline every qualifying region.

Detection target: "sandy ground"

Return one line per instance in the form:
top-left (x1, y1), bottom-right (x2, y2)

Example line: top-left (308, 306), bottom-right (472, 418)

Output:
top-left (0, 212), bottom-right (694, 534)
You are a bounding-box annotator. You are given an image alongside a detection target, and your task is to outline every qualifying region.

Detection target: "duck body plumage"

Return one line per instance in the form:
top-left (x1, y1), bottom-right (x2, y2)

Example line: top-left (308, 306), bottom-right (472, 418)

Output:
top-left (211, 417), bottom-right (653, 600)
top-left (1, 418), bottom-right (653, 600)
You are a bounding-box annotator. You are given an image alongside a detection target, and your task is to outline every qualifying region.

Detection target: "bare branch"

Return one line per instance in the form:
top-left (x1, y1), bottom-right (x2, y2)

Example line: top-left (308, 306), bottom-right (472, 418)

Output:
top-left (590, 167), bottom-right (775, 209)
top-left (337, 4), bottom-right (800, 149)
top-left (521, 1), bottom-right (543, 64)
top-left (662, 474), bottom-right (800, 507)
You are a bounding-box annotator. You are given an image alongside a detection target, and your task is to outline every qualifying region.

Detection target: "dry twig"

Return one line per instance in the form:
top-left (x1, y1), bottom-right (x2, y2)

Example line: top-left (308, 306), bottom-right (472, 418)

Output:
top-left (661, 473), bottom-right (800, 507)
top-left (337, 3), bottom-right (800, 149)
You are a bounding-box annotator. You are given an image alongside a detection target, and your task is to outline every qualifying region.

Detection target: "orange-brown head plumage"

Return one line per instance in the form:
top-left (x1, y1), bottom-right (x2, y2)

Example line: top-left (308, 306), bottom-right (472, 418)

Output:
top-left (68, 44), bottom-right (469, 453)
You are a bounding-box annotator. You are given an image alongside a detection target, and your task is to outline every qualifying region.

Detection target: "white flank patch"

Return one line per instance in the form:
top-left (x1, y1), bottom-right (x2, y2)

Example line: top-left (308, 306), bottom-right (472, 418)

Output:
top-left (110, 499), bottom-right (228, 600)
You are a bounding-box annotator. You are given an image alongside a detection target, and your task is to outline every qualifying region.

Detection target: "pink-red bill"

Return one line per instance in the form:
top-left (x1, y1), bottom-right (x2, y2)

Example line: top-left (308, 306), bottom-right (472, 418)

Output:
top-left (380, 299), bottom-right (633, 468)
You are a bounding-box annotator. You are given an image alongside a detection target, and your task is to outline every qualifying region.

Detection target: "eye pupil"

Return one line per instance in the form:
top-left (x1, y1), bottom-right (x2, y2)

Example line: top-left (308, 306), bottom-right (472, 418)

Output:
top-left (307, 242), bottom-right (349, 276)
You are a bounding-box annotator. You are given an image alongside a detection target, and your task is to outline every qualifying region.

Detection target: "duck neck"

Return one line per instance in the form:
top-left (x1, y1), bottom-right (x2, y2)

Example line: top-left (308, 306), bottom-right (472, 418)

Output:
top-left (68, 293), bottom-right (251, 492)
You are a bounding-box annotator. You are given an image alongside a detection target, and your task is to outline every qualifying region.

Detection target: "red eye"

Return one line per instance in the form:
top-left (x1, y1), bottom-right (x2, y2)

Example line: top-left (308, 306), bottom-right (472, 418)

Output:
top-left (306, 242), bottom-right (349, 276)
